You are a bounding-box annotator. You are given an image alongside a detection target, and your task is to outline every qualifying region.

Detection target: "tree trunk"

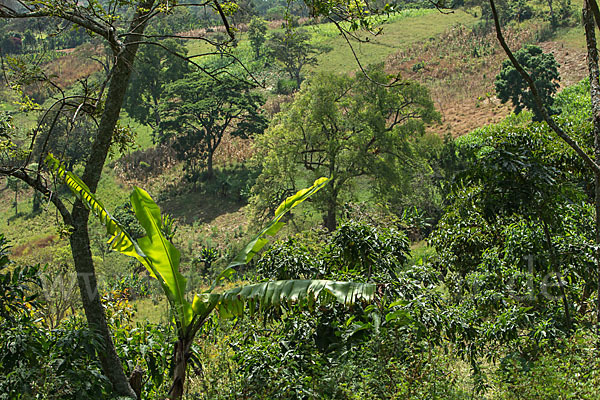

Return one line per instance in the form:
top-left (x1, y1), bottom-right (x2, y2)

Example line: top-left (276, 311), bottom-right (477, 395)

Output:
top-left (206, 150), bottom-right (215, 181)
top-left (547, 0), bottom-right (555, 26)
top-left (169, 337), bottom-right (193, 400)
top-left (67, 1), bottom-right (155, 397)
top-left (13, 184), bottom-right (17, 215)
top-left (70, 203), bottom-right (136, 397)
top-left (32, 189), bottom-right (41, 213)
top-left (152, 95), bottom-right (162, 144)
top-left (583, 1), bottom-right (600, 339)
top-left (325, 185), bottom-right (338, 232)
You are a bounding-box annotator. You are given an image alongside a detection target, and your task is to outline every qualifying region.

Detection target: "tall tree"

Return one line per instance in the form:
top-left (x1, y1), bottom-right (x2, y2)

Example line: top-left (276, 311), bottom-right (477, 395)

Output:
top-left (252, 64), bottom-right (439, 231)
top-left (0, 1), bottom-right (237, 396)
top-left (159, 71), bottom-right (266, 182)
top-left (495, 45), bottom-right (560, 122)
top-left (123, 37), bottom-right (190, 142)
top-left (266, 28), bottom-right (319, 87)
top-left (247, 16), bottom-right (267, 59)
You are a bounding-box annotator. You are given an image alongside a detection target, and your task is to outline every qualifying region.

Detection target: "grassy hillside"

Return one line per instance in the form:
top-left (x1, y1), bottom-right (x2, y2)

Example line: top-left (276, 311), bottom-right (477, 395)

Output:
top-left (311, 9), bottom-right (477, 73)
top-left (0, 7), bottom-right (589, 289)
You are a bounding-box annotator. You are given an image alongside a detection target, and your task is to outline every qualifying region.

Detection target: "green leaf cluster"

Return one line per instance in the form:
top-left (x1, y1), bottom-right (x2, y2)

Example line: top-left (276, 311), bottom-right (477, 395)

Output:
top-left (495, 45), bottom-right (560, 122)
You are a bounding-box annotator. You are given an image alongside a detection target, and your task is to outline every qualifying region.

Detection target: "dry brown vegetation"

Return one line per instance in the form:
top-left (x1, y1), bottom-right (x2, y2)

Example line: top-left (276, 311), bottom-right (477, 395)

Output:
top-left (386, 22), bottom-right (587, 137)
top-left (43, 43), bottom-right (103, 89)
top-left (20, 43), bottom-right (104, 102)
top-left (112, 145), bottom-right (178, 185)
top-left (213, 134), bottom-right (254, 166)
top-left (11, 234), bottom-right (57, 257)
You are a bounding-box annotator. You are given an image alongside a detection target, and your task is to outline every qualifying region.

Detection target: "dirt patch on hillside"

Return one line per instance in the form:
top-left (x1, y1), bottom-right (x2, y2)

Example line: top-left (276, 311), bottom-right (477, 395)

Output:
top-left (11, 234), bottom-right (57, 257)
top-left (538, 41), bottom-right (588, 88)
top-left (386, 23), bottom-right (588, 137)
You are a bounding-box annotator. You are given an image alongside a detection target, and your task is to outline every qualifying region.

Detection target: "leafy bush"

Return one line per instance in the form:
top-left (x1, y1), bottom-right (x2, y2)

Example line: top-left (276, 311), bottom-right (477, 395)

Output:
top-left (327, 220), bottom-right (410, 282)
top-left (0, 234), bottom-right (110, 399)
top-left (493, 333), bottom-right (600, 400)
top-left (256, 237), bottom-right (321, 280)
top-left (274, 78), bottom-right (299, 95)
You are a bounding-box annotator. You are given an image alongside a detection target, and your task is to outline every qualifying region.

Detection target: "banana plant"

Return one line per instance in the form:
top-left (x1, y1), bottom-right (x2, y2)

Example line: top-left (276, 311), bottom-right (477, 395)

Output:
top-left (46, 154), bottom-right (376, 399)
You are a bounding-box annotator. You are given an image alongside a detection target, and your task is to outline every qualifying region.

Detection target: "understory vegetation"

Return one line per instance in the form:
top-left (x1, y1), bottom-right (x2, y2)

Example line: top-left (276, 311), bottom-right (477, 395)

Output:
top-left (3, 0), bottom-right (600, 399)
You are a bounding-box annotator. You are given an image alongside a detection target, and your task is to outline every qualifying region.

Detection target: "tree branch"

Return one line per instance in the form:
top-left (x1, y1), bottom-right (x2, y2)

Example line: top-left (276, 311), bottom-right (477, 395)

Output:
top-left (0, 167), bottom-right (72, 225)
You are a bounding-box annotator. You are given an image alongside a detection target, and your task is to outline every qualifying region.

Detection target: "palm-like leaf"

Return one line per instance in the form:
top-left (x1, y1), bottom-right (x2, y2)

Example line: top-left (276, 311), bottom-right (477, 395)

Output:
top-left (46, 156), bottom-right (378, 400)
top-left (130, 187), bottom-right (192, 326)
top-left (47, 154), bottom-right (192, 326)
top-left (192, 280), bottom-right (375, 319)
top-left (45, 154), bottom-right (149, 268)
top-left (211, 177), bottom-right (329, 287)
top-left (48, 158), bottom-right (367, 330)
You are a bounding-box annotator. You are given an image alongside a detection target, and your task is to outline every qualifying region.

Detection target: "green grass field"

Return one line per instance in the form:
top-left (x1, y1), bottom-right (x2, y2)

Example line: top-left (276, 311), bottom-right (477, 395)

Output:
top-left (310, 9), bottom-right (477, 73)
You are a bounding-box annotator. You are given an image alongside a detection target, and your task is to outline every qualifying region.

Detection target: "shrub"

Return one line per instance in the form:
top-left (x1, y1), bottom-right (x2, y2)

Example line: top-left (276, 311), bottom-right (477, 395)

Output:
top-left (274, 78), bottom-right (299, 95)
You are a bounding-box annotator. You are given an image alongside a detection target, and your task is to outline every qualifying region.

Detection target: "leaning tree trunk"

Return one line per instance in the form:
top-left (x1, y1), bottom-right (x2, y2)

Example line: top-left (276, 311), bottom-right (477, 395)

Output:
top-left (68, 1), bottom-right (155, 397)
top-left (70, 204), bottom-right (136, 396)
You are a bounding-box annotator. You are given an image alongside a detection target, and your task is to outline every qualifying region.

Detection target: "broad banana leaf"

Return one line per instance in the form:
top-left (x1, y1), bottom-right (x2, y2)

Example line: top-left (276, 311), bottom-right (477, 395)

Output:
top-left (46, 154), bottom-right (192, 327)
top-left (45, 154), bottom-right (149, 269)
top-left (130, 187), bottom-right (192, 326)
top-left (192, 280), bottom-right (376, 320)
top-left (47, 154), bottom-right (337, 330)
top-left (211, 177), bottom-right (329, 288)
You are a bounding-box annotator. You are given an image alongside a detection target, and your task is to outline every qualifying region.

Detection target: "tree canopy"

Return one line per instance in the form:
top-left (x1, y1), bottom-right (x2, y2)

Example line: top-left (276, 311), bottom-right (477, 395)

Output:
top-left (248, 16), bottom-right (268, 59)
top-left (159, 71), bottom-right (267, 182)
top-left (123, 37), bottom-right (190, 141)
top-left (252, 64), bottom-right (439, 231)
top-left (495, 45), bottom-right (560, 121)
top-left (266, 28), bottom-right (321, 87)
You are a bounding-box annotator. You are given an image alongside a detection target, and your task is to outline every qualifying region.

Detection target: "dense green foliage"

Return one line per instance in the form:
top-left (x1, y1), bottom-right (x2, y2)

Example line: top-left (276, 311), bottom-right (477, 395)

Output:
top-left (123, 38), bottom-right (190, 140)
top-left (0, 234), bottom-right (110, 399)
top-left (4, 0), bottom-right (600, 398)
top-left (495, 45), bottom-right (561, 121)
top-left (247, 17), bottom-right (268, 59)
top-left (265, 29), bottom-right (321, 88)
top-left (159, 72), bottom-right (266, 181)
top-left (252, 64), bottom-right (439, 230)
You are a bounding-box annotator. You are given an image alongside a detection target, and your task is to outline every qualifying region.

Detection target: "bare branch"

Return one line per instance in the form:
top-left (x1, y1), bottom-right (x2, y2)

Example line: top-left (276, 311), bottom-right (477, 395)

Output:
top-left (213, 0), bottom-right (235, 41)
top-left (426, 0), bottom-right (455, 14)
top-left (130, 39), bottom-right (264, 87)
top-left (0, 3), bottom-right (118, 49)
top-left (328, 17), bottom-right (402, 88)
top-left (119, 32), bottom-right (232, 49)
top-left (0, 167), bottom-right (73, 225)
